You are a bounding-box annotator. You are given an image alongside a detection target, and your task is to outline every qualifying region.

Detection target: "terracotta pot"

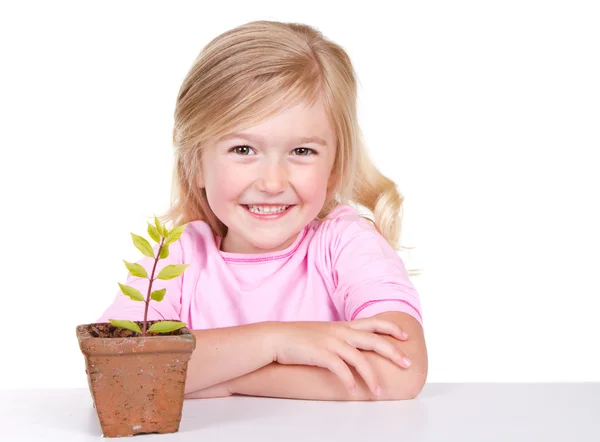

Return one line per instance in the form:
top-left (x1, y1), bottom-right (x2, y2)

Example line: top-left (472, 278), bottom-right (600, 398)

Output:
top-left (76, 321), bottom-right (196, 438)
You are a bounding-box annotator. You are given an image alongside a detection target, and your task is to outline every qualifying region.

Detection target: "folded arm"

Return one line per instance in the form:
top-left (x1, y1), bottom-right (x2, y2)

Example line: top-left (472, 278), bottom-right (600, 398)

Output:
top-left (185, 311), bottom-right (428, 401)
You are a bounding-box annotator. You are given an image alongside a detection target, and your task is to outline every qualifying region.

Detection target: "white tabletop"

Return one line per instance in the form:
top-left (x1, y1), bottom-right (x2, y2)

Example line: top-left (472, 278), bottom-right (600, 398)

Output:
top-left (1, 383), bottom-right (598, 441)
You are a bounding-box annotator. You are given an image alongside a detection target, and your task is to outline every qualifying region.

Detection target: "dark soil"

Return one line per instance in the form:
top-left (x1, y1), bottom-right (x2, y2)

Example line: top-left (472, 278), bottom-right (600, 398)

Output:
top-left (87, 320), bottom-right (188, 338)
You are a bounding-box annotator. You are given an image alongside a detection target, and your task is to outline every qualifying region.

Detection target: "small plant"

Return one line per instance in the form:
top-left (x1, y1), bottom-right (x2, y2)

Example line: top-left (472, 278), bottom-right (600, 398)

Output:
top-left (109, 215), bottom-right (189, 336)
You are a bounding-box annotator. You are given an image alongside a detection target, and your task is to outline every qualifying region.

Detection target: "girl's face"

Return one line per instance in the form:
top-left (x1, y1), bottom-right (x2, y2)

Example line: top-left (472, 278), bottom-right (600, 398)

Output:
top-left (198, 100), bottom-right (337, 254)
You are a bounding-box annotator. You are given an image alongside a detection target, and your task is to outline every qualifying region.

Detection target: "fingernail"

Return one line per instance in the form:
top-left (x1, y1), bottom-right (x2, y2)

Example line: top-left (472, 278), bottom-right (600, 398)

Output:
top-left (375, 386), bottom-right (383, 396)
top-left (402, 331), bottom-right (409, 339)
top-left (402, 357), bottom-right (412, 367)
top-left (350, 386), bottom-right (357, 396)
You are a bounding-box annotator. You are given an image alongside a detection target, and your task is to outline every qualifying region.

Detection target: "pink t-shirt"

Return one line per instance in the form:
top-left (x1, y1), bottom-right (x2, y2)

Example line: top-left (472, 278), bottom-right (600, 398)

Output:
top-left (97, 204), bottom-right (423, 329)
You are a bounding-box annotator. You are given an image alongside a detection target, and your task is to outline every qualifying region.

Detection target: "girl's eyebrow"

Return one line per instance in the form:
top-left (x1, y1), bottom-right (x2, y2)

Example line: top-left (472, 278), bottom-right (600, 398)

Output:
top-left (220, 132), bottom-right (328, 146)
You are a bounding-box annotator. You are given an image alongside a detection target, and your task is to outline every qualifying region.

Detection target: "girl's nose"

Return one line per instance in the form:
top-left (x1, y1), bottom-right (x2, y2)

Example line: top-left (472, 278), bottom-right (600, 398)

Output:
top-left (257, 160), bottom-right (288, 194)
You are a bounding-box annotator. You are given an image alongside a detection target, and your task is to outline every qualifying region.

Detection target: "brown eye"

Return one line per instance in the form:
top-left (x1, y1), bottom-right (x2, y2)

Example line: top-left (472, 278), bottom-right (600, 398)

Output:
top-left (292, 147), bottom-right (315, 156)
top-left (230, 145), bottom-right (255, 155)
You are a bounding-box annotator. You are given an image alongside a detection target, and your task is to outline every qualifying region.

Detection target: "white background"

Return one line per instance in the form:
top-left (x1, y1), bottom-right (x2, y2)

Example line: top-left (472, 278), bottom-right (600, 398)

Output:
top-left (0, 1), bottom-right (598, 390)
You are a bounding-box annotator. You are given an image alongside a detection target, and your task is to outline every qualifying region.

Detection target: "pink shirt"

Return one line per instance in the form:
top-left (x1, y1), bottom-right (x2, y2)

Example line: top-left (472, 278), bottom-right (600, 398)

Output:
top-left (97, 204), bottom-right (423, 329)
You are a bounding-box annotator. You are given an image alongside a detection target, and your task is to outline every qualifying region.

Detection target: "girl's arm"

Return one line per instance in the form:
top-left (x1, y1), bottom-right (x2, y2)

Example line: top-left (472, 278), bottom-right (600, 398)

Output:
top-left (186, 311), bottom-right (428, 401)
top-left (184, 312), bottom-right (420, 398)
top-left (183, 321), bottom-right (279, 395)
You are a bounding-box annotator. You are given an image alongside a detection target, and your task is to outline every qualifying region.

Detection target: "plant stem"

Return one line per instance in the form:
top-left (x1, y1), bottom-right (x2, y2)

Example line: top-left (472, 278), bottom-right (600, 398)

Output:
top-left (142, 237), bottom-right (164, 336)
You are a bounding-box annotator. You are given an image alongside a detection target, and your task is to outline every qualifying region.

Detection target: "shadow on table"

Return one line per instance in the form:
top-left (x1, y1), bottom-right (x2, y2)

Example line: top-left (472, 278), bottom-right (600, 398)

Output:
top-left (180, 395), bottom-right (290, 430)
top-left (178, 388), bottom-right (440, 436)
top-left (417, 382), bottom-right (456, 399)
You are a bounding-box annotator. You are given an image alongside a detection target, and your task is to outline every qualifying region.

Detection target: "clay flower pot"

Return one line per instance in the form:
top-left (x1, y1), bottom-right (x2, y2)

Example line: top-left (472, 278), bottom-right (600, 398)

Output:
top-left (76, 320), bottom-right (196, 438)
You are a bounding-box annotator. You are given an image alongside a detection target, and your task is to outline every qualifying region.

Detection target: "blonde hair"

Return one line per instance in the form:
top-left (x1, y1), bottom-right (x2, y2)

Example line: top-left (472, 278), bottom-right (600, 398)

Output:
top-left (160, 20), bottom-right (422, 277)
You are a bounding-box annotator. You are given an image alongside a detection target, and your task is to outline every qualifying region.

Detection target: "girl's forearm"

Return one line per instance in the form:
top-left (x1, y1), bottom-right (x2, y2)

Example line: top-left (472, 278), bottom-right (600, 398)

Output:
top-left (184, 322), bottom-right (277, 394)
top-left (185, 363), bottom-right (357, 401)
top-left (229, 362), bottom-right (365, 401)
top-left (226, 351), bottom-right (422, 402)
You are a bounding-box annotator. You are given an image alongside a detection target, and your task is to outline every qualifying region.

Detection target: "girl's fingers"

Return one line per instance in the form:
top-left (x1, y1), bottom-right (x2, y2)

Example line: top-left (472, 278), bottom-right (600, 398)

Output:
top-left (333, 341), bottom-right (381, 396)
top-left (343, 329), bottom-right (411, 368)
top-left (317, 350), bottom-right (357, 395)
top-left (347, 318), bottom-right (408, 341)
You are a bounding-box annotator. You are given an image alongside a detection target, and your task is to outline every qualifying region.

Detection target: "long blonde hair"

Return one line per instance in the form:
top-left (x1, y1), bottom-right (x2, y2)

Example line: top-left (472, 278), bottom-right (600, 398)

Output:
top-left (160, 20), bottom-right (422, 276)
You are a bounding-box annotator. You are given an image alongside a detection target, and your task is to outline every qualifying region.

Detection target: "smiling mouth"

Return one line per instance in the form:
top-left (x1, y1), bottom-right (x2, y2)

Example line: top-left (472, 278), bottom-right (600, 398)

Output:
top-left (242, 204), bottom-right (294, 215)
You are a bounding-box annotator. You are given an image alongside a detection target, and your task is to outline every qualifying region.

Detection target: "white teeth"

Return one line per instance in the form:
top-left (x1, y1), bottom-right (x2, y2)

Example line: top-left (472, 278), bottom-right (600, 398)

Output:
top-left (247, 205), bottom-right (290, 214)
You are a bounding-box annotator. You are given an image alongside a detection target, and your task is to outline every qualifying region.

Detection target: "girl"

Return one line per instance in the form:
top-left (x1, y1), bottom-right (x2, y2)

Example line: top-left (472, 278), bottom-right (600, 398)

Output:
top-left (98, 20), bottom-right (428, 401)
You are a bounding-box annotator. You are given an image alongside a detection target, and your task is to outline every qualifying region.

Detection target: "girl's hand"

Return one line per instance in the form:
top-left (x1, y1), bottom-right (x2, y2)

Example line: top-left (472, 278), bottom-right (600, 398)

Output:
top-left (270, 317), bottom-right (411, 397)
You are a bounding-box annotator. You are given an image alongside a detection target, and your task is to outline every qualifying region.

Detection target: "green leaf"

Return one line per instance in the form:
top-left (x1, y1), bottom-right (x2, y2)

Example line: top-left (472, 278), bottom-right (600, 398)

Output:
top-left (123, 260), bottom-right (148, 278)
top-left (150, 288), bottom-right (166, 302)
top-left (131, 233), bottom-right (154, 258)
top-left (109, 319), bottom-right (141, 333)
top-left (156, 264), bottom-right (190, 280)
top-left (118, 283), bottom-right (145, 302)
top-left (159, 244), bottom-right (169, 259)
top-left (148, 321), bottom-right (186, 333)
top-left (147, 222), bottom-right (161, 243)
top-left (154, 215), bottom-right (167, 237)
top-left (165, 224), bottom-right (187, 246)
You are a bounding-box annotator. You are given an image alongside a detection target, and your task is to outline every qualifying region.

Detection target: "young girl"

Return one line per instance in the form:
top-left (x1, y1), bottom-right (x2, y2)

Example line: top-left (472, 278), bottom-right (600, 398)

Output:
top-left (98, 20), bottom-right (427, 401)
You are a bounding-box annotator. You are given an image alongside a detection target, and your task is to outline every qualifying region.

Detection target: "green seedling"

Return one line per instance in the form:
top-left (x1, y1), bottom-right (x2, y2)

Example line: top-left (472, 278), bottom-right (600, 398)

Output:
top-left (109, 215), bottom-right (189, 336)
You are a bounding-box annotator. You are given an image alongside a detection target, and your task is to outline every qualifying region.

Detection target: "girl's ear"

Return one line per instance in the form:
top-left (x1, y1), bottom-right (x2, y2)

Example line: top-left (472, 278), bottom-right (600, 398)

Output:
top-left (326, 175), bottom-right (339, 201)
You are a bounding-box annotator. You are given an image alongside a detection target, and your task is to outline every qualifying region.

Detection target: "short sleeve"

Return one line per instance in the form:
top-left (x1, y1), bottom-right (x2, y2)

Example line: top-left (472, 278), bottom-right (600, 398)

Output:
top-left (96, 237), bottom-right (185, 323)
top-left (329, 211), bottom-right (423, 328)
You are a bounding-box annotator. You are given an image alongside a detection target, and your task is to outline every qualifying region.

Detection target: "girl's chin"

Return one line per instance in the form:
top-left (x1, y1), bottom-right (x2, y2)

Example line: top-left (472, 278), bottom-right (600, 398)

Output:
top-left (221, 229), bottom-right (297, 254)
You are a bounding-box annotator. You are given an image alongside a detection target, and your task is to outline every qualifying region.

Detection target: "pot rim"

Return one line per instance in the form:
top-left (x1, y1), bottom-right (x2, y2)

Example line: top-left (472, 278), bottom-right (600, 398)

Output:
top-left (76, 323), bottom-right (196, 356)
top-left (76, 322), bottom-right (193, 337)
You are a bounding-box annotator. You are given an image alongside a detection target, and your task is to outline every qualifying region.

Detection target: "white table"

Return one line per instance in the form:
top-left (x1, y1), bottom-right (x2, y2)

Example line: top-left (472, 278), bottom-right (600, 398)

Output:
top-left (1, 384), bottom-right (598, 441)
